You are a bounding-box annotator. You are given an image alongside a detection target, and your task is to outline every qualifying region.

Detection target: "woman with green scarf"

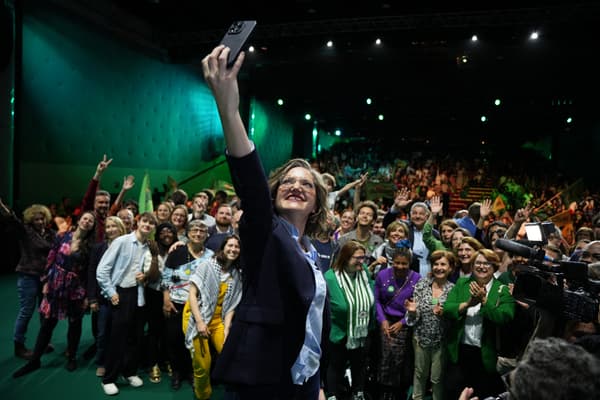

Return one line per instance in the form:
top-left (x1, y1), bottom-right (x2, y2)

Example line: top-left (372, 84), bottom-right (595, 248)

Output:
top-left (324, 240), bottom-right (375, 400)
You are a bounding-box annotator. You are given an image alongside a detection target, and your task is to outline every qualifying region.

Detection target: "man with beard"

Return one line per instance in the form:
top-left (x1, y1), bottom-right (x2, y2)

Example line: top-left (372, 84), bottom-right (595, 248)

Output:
top-left (206, 203), bottom-right (234, 251)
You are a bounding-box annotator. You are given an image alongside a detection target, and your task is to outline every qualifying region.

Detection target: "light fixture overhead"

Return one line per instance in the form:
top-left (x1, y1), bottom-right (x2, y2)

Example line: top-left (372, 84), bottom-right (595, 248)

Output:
top-left (471, 35), bottom-right (478, 42)
top-left (530, 31), bottom-right (539, 40)
top-left (326, 40), bottom-right (333, 47)
top-left (375, 38), bottom-right (382, 45)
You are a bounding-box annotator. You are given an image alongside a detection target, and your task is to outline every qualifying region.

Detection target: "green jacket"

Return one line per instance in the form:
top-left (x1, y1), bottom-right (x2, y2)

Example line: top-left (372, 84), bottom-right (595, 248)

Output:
top-left (444, 276), bottom-right (515, 373)
top-left (423, 222), bottom-right (449, 252)
top-left (324, 266), bottom-right (375, 344)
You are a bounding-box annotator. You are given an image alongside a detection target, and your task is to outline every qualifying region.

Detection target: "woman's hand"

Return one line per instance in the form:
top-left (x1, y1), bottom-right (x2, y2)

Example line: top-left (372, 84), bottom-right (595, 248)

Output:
top-left (404, 298), bottom-right (417, 314)
top-left (202, 45), bottom-right (243, 118)
top-left (469, 281), bottom-right (487, 305)
top-left (196, 319), bottom-right (210, 338)
top-left (163, 299), bottom-right (177, 317)
top-left (381, 320), bottom-right (391, 339)
top-left (111, 293), bottom-right (119, 306)
top-left (388, 321), bottom-right (403, 336)
top-left (168, 241), bottom-right (186, 254)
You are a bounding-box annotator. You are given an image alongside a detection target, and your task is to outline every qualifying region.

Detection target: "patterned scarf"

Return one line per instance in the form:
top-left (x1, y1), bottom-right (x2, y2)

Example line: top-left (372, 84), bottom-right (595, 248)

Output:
top-left (336, 268), bottom-right (374, 349)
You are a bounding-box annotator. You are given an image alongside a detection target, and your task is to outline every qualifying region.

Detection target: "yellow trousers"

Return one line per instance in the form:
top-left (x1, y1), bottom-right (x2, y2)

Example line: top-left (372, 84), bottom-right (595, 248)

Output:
top-left (182, 284), bottom-right (226, 400)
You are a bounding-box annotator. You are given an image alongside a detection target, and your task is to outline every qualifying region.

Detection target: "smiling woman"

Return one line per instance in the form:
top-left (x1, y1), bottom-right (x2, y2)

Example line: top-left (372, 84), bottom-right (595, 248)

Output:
top-left (202, 45), bottom-right (330, 399)
top-left (443, 248), bottom-right (515, 399)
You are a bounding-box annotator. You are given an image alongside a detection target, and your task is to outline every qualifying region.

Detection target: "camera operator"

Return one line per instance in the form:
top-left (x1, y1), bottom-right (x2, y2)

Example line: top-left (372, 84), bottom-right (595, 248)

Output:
top-left (495, 254), bottom-right (536, 374)
top-left (458, 337), bottom-right (600, 400)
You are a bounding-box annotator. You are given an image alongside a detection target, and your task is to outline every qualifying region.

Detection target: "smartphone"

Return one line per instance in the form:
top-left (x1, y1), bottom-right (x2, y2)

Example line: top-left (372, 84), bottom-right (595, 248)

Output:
top-left (219, 20), bottom-right (257, 68)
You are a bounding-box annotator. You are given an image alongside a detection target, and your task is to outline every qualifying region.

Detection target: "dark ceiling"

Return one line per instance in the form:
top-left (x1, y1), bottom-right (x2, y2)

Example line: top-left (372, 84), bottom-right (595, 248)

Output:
top-left (29, 1), bottom-right (600, 141)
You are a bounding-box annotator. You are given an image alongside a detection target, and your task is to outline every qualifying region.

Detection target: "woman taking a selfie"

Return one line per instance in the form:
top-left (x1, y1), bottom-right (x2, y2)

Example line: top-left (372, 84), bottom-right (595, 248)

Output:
top-left (202, 44), bottom-right (330, 399)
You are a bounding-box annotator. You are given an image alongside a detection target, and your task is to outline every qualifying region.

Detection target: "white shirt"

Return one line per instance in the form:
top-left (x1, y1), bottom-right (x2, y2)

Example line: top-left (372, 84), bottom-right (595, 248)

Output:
top-left (462, 279), bottom-right (494, 348)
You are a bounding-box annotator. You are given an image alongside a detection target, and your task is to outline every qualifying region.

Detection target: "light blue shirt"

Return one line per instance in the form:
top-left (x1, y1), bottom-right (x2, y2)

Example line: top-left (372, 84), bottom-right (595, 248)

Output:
top-left (281, 219), bottom-right (327, 384)
top-left (412, 229), bottom-right (430, 277)
top-left (96, 232), bottom-right (149, 306)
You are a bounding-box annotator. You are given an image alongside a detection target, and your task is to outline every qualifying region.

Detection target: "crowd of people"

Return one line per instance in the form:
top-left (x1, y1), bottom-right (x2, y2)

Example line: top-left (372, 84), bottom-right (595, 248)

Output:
top-left (3, 45), bottom-right (600, 400)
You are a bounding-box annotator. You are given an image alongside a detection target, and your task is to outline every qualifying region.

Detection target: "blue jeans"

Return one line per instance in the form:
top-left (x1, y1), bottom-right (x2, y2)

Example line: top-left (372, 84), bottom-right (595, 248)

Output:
top-left (96, 303), bottom-right (112, 366)
top-left (13, 273), bottom-right (42, 344)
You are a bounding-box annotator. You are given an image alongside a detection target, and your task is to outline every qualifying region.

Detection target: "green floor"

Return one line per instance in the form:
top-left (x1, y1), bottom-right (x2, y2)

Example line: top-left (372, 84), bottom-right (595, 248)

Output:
top-left (0, 272), bottom-right (224, 400)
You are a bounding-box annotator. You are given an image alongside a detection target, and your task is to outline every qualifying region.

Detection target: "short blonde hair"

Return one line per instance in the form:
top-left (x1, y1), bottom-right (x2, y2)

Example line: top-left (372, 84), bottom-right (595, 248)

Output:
top-left (23, 204), bottom-right (51, 225)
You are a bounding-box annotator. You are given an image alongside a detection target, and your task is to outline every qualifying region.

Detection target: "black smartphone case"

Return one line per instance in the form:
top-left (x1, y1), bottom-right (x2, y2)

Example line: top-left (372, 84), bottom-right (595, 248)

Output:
top-left (219, 20), bottom-right (257, 67)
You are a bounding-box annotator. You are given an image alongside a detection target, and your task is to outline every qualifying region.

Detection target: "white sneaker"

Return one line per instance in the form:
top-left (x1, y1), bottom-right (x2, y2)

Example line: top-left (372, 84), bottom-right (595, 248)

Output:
top-left (126, 375), bottom-right (143, 387)
top-left (101, 382), bottom-right (119, 396)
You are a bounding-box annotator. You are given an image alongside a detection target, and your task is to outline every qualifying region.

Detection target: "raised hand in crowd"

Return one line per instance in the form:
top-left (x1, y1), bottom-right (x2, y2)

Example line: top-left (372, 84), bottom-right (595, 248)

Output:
top-left (393, 187), bottom-right (412, 210)
top-left (428, 195), bottom-right (443, 223)
top-left (476, 198), bottom-right (492, 230)
top-left (93, 154), bottom-right (113, 181)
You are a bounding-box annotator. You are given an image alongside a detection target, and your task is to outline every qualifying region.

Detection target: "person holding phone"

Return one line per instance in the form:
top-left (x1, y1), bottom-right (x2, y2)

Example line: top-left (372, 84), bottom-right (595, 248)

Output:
top-left (202, 44), bottom-right (330, 400)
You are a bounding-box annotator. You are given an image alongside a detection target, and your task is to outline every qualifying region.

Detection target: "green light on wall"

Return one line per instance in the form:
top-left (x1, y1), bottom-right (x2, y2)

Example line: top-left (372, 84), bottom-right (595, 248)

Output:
top-left (249, 98), bottom-right (256, 139)
top-left (312, 123), bottom-right (318, 159)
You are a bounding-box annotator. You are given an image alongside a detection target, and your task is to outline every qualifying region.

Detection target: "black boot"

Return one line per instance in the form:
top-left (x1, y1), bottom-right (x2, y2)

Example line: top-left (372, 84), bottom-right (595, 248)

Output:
top-left (66, 358), bottom-right (77, 371)
top-left (13, 359), bottom-right (41, 378)
top-left (14, 341), bottom-right (33, 360)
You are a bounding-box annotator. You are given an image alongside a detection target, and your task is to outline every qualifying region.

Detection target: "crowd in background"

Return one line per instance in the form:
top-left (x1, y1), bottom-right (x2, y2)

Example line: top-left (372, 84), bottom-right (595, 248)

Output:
top-left (3, 140), bottom-right (600, 400)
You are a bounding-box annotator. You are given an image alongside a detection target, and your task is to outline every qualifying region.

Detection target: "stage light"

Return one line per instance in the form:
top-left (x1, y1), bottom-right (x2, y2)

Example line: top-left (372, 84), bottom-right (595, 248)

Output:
top-left (277, 99), bottom-right (284, 106)
top-left (375, 38), bottom-right (382, 45)
top-left (378, 114), bottom-right (384, 121)
top-left (471, 35), bottom-right (478, 42)
top-left (366, 98), bottom-right (372, 105)
top-left (481, 115), bottom-right (487, 122)
top-left (304, 113), bottom-right (312, 121)
top-left (326, 40), bottom-right (333, 48)
top-left (494, 99), bottom-right (501, 106)
top-left (566, 117), bottom-right (573, 124)
top-left (335, 129), bottom-right (341, 136)
top-left (530, 31), bottom-right (539, 40)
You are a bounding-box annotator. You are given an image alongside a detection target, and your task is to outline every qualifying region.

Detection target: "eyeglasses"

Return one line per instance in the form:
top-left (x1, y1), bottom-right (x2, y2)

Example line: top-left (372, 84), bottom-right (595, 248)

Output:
top-left (352, 255), bottom-right (367, 261)
top-left (188, 228), bottom-right (208, 234)
top-left (474, 260), bottom-right (493, 268)
top-left (279, 177), bottom-right (315, 191)
top-left (581, 251), bottom-right (600, 262)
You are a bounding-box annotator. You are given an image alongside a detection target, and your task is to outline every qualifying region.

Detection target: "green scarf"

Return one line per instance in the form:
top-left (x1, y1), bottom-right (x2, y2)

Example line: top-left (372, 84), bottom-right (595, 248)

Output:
top-left (336, 269), bottom-right (374, 349)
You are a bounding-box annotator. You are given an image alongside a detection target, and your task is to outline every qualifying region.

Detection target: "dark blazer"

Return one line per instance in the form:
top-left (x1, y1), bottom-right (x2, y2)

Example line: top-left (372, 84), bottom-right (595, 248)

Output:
top-left (212, 150), bottom-right (330, 394)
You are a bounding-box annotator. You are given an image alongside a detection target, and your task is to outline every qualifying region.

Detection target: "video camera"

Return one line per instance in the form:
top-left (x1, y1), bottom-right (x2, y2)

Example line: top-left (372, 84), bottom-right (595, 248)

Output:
top-left (495, 222), bottom-right (600, 323)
